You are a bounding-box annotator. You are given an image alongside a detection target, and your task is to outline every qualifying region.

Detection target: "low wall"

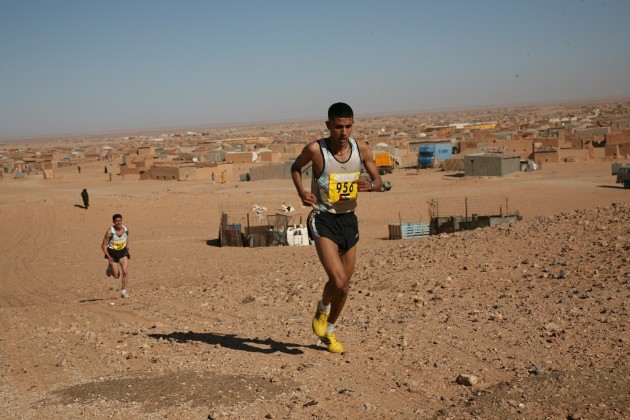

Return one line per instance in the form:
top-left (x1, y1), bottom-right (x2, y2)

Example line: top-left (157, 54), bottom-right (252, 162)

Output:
top-left (558, 148), bottom-right (588, 162)
top-left (249, 161), bottom-right (294, 181)
top-left (464, 154), bottom-right (520, 176)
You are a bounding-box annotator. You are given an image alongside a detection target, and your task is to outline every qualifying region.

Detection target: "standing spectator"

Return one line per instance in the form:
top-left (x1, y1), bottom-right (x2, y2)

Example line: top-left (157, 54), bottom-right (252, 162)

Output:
top-left (81, 189), bottom-right (89, 209)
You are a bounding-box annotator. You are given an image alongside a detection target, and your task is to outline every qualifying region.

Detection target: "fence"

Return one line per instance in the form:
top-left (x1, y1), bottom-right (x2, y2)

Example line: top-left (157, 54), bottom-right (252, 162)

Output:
top-left (218, 204), bottom-right (309, 247)
top-left (427, 196), bottom-right (520, 234)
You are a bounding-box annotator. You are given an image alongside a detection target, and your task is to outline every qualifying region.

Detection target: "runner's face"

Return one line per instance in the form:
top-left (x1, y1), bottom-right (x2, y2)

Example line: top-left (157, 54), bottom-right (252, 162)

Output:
top-left (326, 117), bottom-right (353, 143)
top-left (113, 218), bottom-right (123, 228)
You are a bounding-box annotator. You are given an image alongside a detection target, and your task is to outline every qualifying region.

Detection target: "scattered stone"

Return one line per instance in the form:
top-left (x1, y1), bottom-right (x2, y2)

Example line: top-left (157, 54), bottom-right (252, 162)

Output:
top-left (545, 322), bottom-right (562, 332)
top-left (456, 374), bottom-right (479, 386)
top-left (242, 295), bottom-right (256, 304)
top-left (489, 313), bottom-right (503, 321)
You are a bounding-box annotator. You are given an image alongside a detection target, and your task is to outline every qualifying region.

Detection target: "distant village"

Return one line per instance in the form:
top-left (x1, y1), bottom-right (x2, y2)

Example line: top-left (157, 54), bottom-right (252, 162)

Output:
top-left (1, 101), bottom-right (629, 181)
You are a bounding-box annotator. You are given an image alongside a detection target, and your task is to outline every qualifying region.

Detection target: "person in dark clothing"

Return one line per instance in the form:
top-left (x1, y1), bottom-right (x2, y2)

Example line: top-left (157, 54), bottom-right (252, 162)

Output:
top-left (81, 189), bottom-right (89, 209)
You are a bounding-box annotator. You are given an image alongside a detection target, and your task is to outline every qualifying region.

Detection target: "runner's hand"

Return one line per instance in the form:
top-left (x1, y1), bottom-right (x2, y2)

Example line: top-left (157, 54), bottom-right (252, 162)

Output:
top-left (355, 178), bottom-right (372, 192)
top-left (299, 191), bottom-right (317, 206)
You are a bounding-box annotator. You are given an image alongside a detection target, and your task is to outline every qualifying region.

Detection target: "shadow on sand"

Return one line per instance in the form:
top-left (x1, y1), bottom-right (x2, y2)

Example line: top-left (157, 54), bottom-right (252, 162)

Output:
top-left (149, 331), bottom-right (322, 355)
top-left (206, 238), bottom-right (221, 247)
top-left (74, 204), bottom-right (88, 209)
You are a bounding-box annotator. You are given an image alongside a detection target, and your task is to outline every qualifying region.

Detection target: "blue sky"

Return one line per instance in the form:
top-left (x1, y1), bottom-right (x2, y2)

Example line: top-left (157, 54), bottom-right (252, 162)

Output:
top-left (1, 0), bottom-right (629, 139)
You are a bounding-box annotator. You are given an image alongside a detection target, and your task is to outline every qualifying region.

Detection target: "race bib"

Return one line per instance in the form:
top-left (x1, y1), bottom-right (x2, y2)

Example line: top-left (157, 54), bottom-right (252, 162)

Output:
top-left (328, 172), bottom-right (360, 203)
top-left (112, 240), bottom-right (126, 250)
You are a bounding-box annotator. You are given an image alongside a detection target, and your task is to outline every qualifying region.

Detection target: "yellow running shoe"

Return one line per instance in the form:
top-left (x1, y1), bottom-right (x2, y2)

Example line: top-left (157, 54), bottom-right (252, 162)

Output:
top-left (312, 306), bottom-right (329, 338)
top-left (321, 332), bottom-right (344, 353)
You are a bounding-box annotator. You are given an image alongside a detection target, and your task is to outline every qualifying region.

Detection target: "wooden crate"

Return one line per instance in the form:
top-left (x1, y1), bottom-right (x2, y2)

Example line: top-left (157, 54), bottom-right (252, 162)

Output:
top-left (220, 228), bottom-right (243, 247)
top-left (388, 223), bottom-right (430, 240)
top-left (246, 225), bottom-right (274, 247)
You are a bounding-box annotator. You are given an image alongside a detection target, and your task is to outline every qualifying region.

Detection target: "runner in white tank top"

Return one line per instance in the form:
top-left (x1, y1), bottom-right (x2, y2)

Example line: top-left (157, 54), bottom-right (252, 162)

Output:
top-left (101, 213), bottom-right (131, 299)
top-left (312, 137), bottom-right (363, 214)
top-left (291, 102), bottom-right (383, 353)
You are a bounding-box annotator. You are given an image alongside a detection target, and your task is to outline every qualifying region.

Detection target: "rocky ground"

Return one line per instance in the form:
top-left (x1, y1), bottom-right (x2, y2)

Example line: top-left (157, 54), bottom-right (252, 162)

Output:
top-left (0, 159), bottom-right (628, 419)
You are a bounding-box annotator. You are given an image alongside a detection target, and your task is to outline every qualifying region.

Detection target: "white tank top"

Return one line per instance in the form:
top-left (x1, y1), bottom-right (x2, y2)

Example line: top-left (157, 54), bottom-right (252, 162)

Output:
top-left (108, 225), bottom-right (128, 250)
top-left (312, 137), bottom-right (363, 213)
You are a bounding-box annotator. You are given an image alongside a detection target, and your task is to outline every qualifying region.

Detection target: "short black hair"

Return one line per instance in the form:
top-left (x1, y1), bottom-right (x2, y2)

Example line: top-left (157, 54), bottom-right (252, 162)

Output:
top-left (112, 214), bottom-right (123, 222)
top-left (328, 102), bottom-right (353, 120)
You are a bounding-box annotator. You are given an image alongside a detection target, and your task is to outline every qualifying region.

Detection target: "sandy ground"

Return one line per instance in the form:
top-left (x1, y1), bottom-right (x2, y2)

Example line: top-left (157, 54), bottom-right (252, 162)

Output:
top-left (0, 159), bottom-right (629, 419)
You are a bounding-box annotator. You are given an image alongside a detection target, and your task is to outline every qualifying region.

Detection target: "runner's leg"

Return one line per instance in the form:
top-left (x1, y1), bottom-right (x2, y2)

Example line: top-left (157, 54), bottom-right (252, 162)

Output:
top-left (109, 258), bottom-right (121, 279)
top-left (118, 256), bottom-right (129, 292)
top-left (315, 236), bottom-right (356, 324)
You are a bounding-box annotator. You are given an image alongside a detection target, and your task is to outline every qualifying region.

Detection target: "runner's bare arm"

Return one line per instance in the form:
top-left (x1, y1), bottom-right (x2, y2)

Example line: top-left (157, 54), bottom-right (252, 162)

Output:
top-left (291, 142), bottom-right (319, 206)
top-left (101, 230), bottom-right (112, 261)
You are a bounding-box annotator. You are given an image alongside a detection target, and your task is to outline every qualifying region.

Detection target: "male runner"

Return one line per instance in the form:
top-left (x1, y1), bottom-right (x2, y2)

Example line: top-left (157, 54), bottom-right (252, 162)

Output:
top-left (101, 213), bottom-right (131, 298)
top-left (291, 102), bottom-right (382, 353)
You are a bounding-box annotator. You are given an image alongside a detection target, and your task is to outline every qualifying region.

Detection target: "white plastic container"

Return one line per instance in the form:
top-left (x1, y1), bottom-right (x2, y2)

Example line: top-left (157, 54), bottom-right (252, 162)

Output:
top-left (286, 225), bottom-right (310, 246)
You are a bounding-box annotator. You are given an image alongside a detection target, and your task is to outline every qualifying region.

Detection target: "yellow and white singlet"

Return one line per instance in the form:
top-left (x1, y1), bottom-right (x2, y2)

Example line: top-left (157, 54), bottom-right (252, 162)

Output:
top-left (108, 226), bottom-right (128, 251)
top-left (313, 138), bottom-right (363, 214)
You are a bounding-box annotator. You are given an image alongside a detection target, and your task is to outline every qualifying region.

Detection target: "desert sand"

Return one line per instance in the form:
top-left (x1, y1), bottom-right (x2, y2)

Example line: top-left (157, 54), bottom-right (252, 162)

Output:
top-left (1, 158), bottom-right (629, 419)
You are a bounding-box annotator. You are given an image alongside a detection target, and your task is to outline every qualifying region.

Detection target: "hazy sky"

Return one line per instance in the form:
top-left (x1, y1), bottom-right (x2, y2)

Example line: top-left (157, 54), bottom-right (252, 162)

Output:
top-left (1, 0), bottom-right (629, 139)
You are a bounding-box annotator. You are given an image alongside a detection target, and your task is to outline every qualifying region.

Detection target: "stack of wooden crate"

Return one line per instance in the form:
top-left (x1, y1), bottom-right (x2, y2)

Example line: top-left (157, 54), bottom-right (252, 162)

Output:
top-left (388, 222), bottom-right (430, 240)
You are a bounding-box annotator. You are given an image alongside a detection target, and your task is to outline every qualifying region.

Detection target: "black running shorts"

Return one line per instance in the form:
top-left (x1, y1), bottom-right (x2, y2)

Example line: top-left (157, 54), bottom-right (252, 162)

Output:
top-left (307, 210), bottom-right (359, 250)
top-left (106, 247), bottom-right (129, 263)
